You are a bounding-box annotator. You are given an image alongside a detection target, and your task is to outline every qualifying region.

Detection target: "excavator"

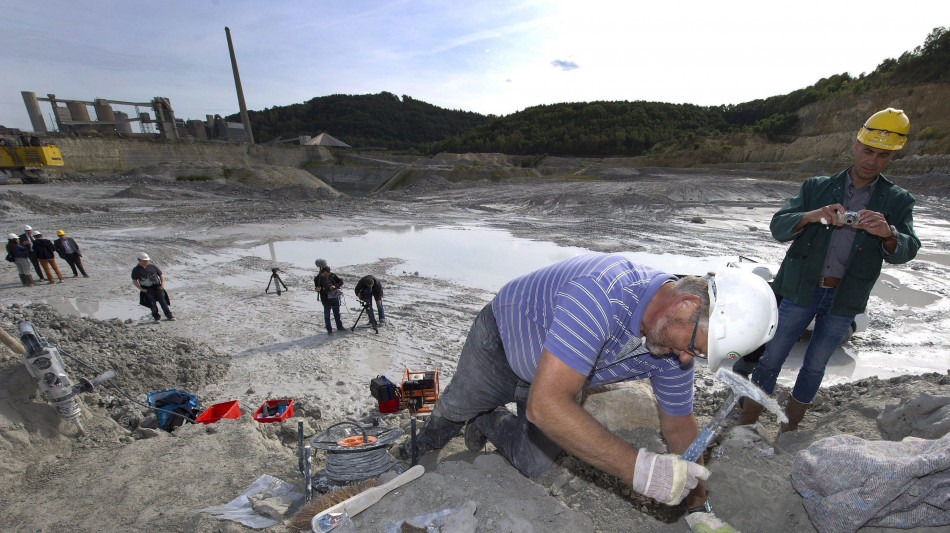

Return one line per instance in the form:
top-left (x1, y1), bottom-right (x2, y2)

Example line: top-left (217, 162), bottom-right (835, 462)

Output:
top-left (0, 134), bottom-right (63, 184)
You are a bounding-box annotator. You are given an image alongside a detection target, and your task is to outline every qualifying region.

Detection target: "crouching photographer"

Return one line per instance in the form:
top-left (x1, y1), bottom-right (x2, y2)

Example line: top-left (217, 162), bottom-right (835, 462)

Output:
top-left (354, 275), bottom-right (385, 324)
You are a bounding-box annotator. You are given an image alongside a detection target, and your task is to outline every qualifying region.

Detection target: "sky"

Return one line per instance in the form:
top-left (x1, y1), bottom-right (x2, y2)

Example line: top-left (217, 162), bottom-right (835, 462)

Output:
top-left (2, 0), bottom-right (948, 132)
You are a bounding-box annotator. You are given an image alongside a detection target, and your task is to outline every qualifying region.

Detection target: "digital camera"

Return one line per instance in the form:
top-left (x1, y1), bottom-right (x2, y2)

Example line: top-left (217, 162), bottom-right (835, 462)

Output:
top-left (837, 211), bottom-right (860, 225)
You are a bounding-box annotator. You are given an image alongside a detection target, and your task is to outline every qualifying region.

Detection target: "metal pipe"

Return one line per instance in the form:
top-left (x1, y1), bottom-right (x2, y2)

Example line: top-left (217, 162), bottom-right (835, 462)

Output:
top-left (304, 445), bottom-right (313, 502)
top-left (410, 417), bottom-right (417, 466)
top-left (224, 27), bottom-right (255, 145)
top-left (298, 420), bottom-right (305, 476)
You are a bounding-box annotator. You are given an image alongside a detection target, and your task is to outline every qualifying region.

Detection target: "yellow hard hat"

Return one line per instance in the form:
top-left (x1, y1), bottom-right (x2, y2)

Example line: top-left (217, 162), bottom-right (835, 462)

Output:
top-left (56, 229), bottom-right (65, 236)
top-left (856, 108), bottom-right (909, 150)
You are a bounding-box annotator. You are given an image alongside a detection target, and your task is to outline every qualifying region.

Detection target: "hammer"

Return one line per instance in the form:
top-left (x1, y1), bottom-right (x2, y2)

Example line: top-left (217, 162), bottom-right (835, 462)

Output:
top-left (682, 368), bottom-right (787, 461)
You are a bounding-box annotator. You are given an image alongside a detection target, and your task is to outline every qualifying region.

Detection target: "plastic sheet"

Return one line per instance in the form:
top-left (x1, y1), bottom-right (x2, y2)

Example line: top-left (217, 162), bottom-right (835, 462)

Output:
top-left (196, 474), bottom-right (304, 529)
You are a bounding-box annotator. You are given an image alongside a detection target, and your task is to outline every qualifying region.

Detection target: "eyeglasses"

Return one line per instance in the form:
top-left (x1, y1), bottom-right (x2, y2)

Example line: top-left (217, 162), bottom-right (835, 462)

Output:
top-left (863, 127), bottom-right (907, 138)
top-left (684, 313), bottom-right (705, 359)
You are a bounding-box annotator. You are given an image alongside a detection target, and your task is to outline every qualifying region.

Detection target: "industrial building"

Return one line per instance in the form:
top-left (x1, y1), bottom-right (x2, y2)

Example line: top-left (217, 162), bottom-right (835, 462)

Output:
top-left (19, 91), bottom-right (249, 142)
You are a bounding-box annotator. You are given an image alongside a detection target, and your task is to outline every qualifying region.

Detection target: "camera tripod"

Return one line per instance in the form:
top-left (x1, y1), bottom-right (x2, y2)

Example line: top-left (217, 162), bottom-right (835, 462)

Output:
top-left (265, 268), bottom-right (289, 295)
top-left (351, 297), bottom-right (379, 334)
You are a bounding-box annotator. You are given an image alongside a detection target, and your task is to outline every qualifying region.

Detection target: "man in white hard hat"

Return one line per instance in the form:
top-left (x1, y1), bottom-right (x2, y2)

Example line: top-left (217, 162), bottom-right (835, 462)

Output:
top-left (131, 252), bottom-right (174, 322)
top-left (405, 253), bottom-right (776, 533)
top-left (18, 224), bottom-right (46, 281)
top-left (740, 108), bottom-right (921, 432)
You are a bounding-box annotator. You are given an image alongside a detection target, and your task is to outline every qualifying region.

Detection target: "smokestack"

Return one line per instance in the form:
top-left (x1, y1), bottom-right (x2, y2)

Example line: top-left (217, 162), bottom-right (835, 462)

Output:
top-left (225, 26), bottom-right (255, 145)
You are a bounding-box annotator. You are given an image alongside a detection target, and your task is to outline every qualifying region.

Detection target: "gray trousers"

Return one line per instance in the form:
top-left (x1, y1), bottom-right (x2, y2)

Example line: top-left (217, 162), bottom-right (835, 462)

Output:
top-left (416, 303), bottom-right (562, 477)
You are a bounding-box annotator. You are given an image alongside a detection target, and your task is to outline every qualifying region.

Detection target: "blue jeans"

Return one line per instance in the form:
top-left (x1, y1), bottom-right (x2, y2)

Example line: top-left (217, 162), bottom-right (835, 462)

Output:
top-left (415, 303), bottom-right (562, 477)
top-left (751, 288), bottom-right (854, 404)
top-left (323, 298), bottom-right (343, 331)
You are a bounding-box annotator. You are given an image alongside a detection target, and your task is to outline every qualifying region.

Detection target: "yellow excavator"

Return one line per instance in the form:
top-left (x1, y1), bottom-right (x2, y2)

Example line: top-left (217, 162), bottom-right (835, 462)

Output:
top-left (0, 134), bottom-right (63, 184)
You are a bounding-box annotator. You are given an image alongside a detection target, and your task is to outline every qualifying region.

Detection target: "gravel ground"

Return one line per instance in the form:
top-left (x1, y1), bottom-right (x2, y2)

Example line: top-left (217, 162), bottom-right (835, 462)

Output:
top-left (0, 165), bottom-right (948, 533)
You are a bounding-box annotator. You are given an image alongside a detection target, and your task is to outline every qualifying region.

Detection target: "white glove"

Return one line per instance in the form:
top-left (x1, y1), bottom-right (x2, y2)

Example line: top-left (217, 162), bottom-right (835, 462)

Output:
top-left (630, 448), bottom-right (710, 506)
top-left (685, 510), bottom-right (739, 533)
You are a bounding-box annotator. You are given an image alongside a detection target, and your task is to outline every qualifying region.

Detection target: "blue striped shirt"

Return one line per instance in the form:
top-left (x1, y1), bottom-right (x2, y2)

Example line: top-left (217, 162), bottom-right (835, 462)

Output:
top-left (491, 253), bottom-right (695, 416)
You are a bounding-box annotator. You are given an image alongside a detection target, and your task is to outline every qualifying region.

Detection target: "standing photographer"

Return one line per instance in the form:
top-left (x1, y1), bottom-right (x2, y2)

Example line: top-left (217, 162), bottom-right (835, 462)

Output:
top-left (315, 265), bottom-right (345, 335)
top-left (739, 108), bottom-right (920, 432)
top-left (354, 275), bottom-right (385, 324)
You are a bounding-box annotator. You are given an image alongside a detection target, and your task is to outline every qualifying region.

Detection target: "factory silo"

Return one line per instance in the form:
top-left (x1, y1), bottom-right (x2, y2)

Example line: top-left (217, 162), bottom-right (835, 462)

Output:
top-left (114, 111), bottom-right (134, 135)
top-left (66, 101), bottom-right (93, 134)
top-left (94, 99), bottom-right (117, 135)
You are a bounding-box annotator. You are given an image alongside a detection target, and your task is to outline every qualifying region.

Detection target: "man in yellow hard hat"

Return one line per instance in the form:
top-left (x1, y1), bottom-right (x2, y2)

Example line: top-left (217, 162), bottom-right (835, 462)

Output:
top-left (53, 229), bottom-right (88, 277)
top-left (739, 108), bottom-right (921, 432)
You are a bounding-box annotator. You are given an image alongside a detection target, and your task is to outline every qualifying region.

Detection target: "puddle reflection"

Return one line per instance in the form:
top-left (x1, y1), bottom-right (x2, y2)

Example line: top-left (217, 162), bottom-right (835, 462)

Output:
top-left (251, 225), bottom-right (734, 291)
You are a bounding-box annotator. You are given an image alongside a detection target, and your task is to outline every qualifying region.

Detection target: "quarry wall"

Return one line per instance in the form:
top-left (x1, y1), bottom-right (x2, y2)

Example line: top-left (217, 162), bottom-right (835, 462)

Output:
top-left (53, 137), bottom-right (333, 172)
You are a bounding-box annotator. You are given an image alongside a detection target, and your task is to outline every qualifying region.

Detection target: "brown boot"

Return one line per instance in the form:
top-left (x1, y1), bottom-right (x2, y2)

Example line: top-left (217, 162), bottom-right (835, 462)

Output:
top-left (737, 398), bottom-right (765, 425)
top-left (779, 396), bottom-right (811, 433)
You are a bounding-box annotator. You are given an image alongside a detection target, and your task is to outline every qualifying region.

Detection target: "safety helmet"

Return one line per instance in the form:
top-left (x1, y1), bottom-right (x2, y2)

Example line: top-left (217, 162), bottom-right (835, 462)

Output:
top-left (137, 252), bottom-right (150, 261)
top-left (705, 267), bottom-right (778, 372)
top-left (23, 224), bottom-right (32, 231)
top-left (57, 230), bottom-right (65, 236)
top-left (856, 108), bottom-right (909, 150)
top-left (34, 230), bottom-right (42, 236)
top-left (8, 233), bottom-right (18, 240)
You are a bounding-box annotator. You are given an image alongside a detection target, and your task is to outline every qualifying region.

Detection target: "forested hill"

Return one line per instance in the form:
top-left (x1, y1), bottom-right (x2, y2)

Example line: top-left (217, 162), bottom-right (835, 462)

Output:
top-left (235, 27), bottom-right (949, 157)
top-left (236, 92), bottom-right (490, 148)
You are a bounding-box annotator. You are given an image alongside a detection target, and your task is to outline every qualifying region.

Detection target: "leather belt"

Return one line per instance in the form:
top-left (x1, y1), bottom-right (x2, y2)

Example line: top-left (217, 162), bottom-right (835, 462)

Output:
top-left (819, 276), bottom-right (840, 288)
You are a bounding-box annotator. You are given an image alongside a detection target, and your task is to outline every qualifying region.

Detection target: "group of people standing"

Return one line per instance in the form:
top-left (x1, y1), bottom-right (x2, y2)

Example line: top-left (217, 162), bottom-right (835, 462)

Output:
top-left (5, 225), bottom-right (88, 286)
top-left (313, 260), bottom-right (385, 335)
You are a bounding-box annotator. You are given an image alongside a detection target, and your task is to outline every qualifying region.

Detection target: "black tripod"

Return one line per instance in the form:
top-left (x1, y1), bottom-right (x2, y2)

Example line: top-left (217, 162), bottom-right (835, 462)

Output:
top-left (265, 268), bottom-right (289, 295)
top-left (351, 296), bottom-right (379, 334)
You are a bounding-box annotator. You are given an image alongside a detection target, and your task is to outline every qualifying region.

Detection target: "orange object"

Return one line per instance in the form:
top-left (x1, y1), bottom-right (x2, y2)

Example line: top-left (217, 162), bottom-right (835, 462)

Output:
top-left (253, 398), bottom-right (295, 423)
top-left (337, 435), bottom-right (378, 447)
top-left (195, 400), bottom-right (242, 424)
top-left (399, 366), bottom-right (440, 413)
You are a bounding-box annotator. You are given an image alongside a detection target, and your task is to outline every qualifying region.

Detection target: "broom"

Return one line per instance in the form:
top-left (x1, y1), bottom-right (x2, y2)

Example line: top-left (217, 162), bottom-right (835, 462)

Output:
top-left (287, 479), bottom-right (379, 532)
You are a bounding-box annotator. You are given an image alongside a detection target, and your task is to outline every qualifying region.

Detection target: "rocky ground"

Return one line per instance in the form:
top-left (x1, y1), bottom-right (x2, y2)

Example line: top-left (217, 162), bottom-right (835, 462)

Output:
top-left (0, 163), bottom-right (948, 533)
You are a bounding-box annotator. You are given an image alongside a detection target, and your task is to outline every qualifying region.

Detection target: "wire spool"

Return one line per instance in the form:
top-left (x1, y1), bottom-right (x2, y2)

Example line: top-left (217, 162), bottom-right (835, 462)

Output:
top-left (310, 420), bottom-right (403, 485)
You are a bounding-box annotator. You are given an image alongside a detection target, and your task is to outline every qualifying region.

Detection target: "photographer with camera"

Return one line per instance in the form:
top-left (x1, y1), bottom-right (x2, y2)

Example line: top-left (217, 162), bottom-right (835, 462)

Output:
top-left (315, 264), bottom-right (345, 335)
top-left (132, 252), bottom-right (174, 322)
top-left (354, 275), bottom-right (385, 324)
top-left (739, 108), bottom-right (921, 432)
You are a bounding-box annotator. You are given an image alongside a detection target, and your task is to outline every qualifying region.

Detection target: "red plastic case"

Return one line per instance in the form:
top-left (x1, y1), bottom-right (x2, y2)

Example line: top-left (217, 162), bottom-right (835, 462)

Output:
top-left (253, 398), bottom-right (295, 423)
top-left (195, 400), bottom-right (242, 424)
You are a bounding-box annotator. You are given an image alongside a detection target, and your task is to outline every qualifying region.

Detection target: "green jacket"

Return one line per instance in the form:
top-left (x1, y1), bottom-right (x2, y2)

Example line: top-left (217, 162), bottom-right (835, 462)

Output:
top-left (771, 168), bottom-right (920, 315)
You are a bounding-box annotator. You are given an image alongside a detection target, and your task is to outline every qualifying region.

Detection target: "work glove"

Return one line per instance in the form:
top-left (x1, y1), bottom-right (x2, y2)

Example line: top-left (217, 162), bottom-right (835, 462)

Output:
top-left (630, 448), bottom-right (710, 506)
top-left (685, 510), bottom-right (739, 533)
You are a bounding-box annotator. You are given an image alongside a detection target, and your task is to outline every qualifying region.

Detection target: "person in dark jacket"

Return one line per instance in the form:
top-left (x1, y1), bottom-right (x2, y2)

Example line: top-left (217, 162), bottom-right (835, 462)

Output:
top-left (354, 275), bottom-right (385, 323)
top-left (132, 252), bottom-right (173, 322)
top-left (314, 265), bottom-right (345, 334)
top-left (53, 229), bottom-right (88, 277)
top-left (10, 235), bottom-right (33, 286)
top-left (18, 224), bottom-right (45, 281)
top-left (32, 231), bottom-right (64, 284)
top-left (739, 108), bottom-right (921, 433)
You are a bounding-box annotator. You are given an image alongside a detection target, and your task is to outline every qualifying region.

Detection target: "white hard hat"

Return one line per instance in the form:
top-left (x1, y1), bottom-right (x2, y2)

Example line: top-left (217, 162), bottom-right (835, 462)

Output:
top-left (137, 252), bottom-right (150, 261)
top-left (8, 233), bottom-right (18, 240)
top-left (23, 224), bottom-right (32, 231)
top-left (705, 268), bottom-right (778, 372)
top-left (33, 230), bottom-right (43, 236)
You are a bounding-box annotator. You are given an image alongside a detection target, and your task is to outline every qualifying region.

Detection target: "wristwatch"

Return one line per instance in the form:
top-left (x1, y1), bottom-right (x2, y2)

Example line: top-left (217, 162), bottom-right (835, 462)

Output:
top-left (687, 501), bottom-right (712, 514)
top-left (881, 224), bottom-right (899, 242)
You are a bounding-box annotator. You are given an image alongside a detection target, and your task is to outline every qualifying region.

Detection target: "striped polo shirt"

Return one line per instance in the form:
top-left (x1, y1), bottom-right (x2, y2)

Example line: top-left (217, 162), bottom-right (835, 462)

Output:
top-left (491, 253), bottom-right (694, 416)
